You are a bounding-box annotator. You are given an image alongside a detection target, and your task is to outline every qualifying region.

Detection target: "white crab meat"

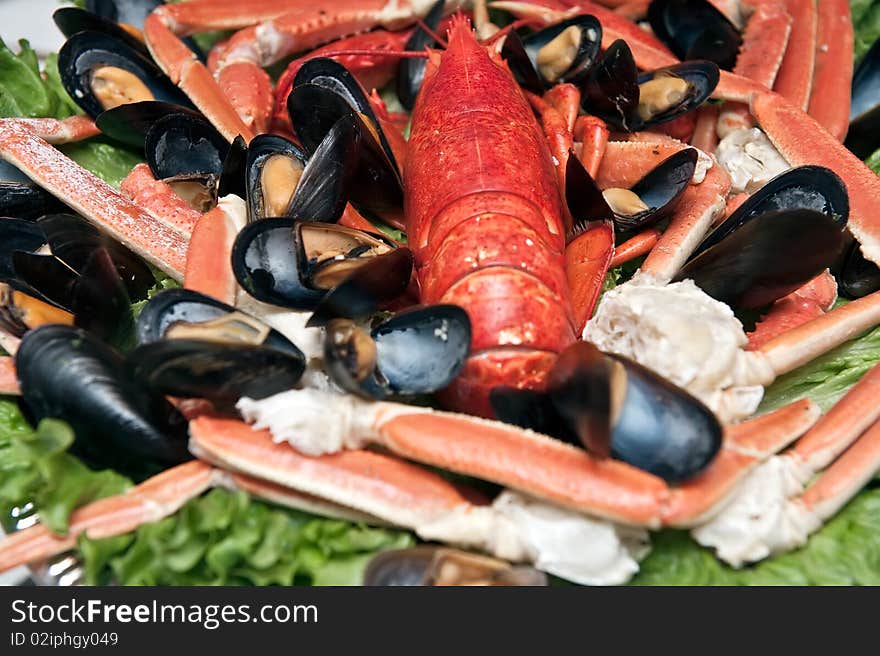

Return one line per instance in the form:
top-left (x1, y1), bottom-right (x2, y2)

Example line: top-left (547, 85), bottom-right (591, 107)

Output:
top-left (690, 456), bottom-right (820, 566)
top-left (584, 274), bottom-right (775, 423)
top-left (715, 127), bottom-right (790, 194)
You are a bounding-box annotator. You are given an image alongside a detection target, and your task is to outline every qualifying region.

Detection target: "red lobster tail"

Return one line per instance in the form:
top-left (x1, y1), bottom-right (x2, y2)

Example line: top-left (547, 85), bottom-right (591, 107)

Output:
top-left (405, 13), bottom-right (575, 418)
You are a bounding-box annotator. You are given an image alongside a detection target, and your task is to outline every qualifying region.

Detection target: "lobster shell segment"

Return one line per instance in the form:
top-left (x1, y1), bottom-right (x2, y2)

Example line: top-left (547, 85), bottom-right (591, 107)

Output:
top-left (404, 16), bottom-right (574, 417)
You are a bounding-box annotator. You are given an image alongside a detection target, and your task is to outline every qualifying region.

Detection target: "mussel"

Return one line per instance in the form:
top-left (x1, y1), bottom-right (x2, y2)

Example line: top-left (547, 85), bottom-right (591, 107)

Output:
top-left (501, 15), bottom-right (603, 93)
top-left (566, 147), bottom-right (697, 232)
top-left (676, 209), bottom-right (846, 309)
top-left (128, 288), bottom-right (306, 404)
top-left (59, 30), bottom-right (193, 118)
top-left (16, 324), bottom-right (190, 468)
top-left (363, 547), bottom-right (547, 586)
top-left (839, 240), bottom-right (880, 298)
top-left (845, 37), bottom-right (880, 159)
top-left (245, 134), bottom-right (308, 222)
top-left (648, 0), bottom-right (743, 70)
top-left (0, 161), bottom-right (67, 220)
top-left (397, 0), bottom-right (445, 110)
top-left (232, 219), bottom-right (412, 315)
top-left (581, 40), bottom-right (718, 132)
top-left (53, 7), bottom-right (151, 58)
top-left (492, 342), bottom-right (722, 482)
top-left (288, 59), bottom-right (403, 216)
top-left (95, 100), bottom-right (204, 148)
top-left (324, 305), bottom-right (471, 399)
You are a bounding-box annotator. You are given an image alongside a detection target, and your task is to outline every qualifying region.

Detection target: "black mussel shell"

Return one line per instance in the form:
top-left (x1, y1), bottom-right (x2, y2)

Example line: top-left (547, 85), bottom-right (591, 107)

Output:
top-left (136, 288), bottom-right (301, 357)
top-left (846, 38), bottom-right (880, 159)
top-left (217, 135), bottom-right (248, 199)
top-left (325, 305), bottom-right (470, 399)
top-left (520, 15), bottom-right (603, 88)
top-left (146, 112), bottom-right (227, 181)
top-left (69, 247), bottom-right (135, 349)
top-left (501, 31), bottom-right (547, 95)
top-left (490, 386), bottom-right (579, 444)
top-left (676, 208), bottom-right (846, 308)
top-left (364, 547), bottom-right (548, 586)
top-left (0, 160), bottom-right (68, 219)
top-left (53, 7), bottom-right (149, 57)
top-left (633, 61), bottom-right (719, 129)
top-left (126, 339), bottom-right (305, 404)
top-left (16, 324), bottom-right (190, 466)
top-left (59, 31), bottom-right (193, 119)
top-left (95, 100), bottom-right (204, 148)
top-left (289, 58), bottom-right (399, 171)
top-left (0, 218), bottom-right (45, 278)
top-left (648, 0), bottom-right (742, 70)
top-left (231, 218), bottom-right (325, 309)
top-left (307, 247), bottom-right (414, 327)
top-left (565, 148), bottom-right (697, 233)
top-left (10, 251), bottom-right (80, 310)
top-left (397, 0), bottom-right (445, 110)
top-left (839, 240), bottom-right (880, 299)
top-left (36, 213), bottom-right (155, 301)
top-left (690, 166), bottom-right (849, 260)
top-left (581, 40), bottom-right (640, 131)
top-left (245, 134), bottom-right (307, 222)
top-left (0, 280), bottom-right (74, 338)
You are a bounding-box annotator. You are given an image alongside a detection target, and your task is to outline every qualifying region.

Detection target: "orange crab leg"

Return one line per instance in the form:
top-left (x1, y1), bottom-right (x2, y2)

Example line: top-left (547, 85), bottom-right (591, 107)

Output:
top-left (0, 357), bottom-right (19, 395)
top-left (807, 0), bottom-right (854, 140)
top-left (2, 116), bottom-right (100, 144)
top-left (184, 196), bottom-right (247, 305)
top-left (0, 121), bottom-right (188, 279)
top-left (0, 462), bottom-right (214, 574)
top-left (574, 115), bottom-right (609, 179)
top-left (119, 163), bottom-right (201, 237)
top-left (771, 0), bottom-right (817, 109)
top-left (595, 140), bottom-right (686, 189)
top-left (751, 92), bottom-right (880, 267)
top-left (566, 221), bottom-right (614, 332)
top-left (691, 105), bottom-right (719, 153)
top-left (610, 229), bottom-right (660, 267)
top-left (734, 1), bottom-right (792, 89)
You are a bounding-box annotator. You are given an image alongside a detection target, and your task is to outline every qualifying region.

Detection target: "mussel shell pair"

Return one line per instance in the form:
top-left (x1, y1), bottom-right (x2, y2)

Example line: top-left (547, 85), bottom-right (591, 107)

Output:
top-left (581, 40), bottom-right (718, 132)
top-left (16, 324), bottom-right (190, 468)
top-left (364, 547), bottom-right (547, 586)
top-left (233, 219), bottom-right (413, 323)
top-left (565, 148), bottom-right (697, 233)
top-left (128, 289), bottom-right (306, 404)
top-left (324, 305), bottom-right (471, 400)
top-left (491, 342), bottom-right (722, 482)
top-left (845, 37), bottom-right (880, 159)
top-left (58, 30), bottom-right (193, 119)
top-left (502, 15), bottom-right (603, 94)
top-left (648, 0), bottom-right (743, 70)
top-left (288, 58), bottom-right (404, 217)
top-left (678, 166), bottom-right (849, 308)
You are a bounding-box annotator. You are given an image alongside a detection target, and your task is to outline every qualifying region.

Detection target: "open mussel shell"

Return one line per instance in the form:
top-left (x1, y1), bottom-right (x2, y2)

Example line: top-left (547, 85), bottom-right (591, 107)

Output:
top-left (565, 148), bottom-right (697, 233)
top-left (95, 100), bottom-right (204, 148)
top-left (245, 134), bottom-right (308, 222)
top-left (15, 324), bottom-right (190, 467)
top-left (677, 208), bottom-right (846, 309)
top-left (0, 280), bottom-right (74, 338)
top-left (633, 61), bottom-right (718, 130)
top-left (648, 0), bottom-right (742, 70)
top-left (146, 112), bottom-right (227, 180)
top-left (581, 40), bottom-right (640, 131)
top-left (59, 30), bottom-right (193, 118)
top-left (690, 166), bottom-right (849, 259)
top-left (505, 15), bottom-right (603, 92)
top-left (363, 547), bottom-right (548, 586)
top-left (37, 213), bottom-right (155, 301)
top-left (325, 305), bottom-right (471, 399)
top-left (839, 240), bottom-right (880, 299)
top-left (126, 339), bottom-right (305, 404)
top-left (397, 0), bottom-right (445, 110)
top-left (846, 37), bottom-right (880, 159)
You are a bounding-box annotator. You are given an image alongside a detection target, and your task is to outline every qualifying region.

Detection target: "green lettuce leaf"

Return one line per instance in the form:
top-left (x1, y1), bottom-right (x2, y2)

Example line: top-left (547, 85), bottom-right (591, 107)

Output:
top-left (59, 139), bottom-right (144, 188)
top-left (852, 0), bottom-right (880, 64)
top-left (867, 148), bottom-right (880, 175)
top-left (79, 488), bottom-right (414, 586)
top-left (0, 399), bottom-right (130, 535)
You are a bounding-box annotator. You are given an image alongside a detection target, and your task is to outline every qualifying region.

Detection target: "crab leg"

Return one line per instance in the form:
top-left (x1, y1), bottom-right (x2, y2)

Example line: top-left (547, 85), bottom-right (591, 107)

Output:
top-left (733, 1), bottom-right (792, 89)
top-left (610, 229), bottom-right (660, 267)
top-left (751, 91), bottom-right (880, 267)
top-left (119, 163), bottom-right (200, 237)
top-left (0, 121), bottom-right (188, 279)
top-left (807, 0), bottom-right (854, 140)
top-left (574, 115), bottom-right (609, 178)
top-left (770, 0), bottom-right (817, 110)
top-left (184, 195), bottom-right (247, 305)
top-left (0, 356), bottom-right (19, 395)
top-left (0, 462), bottom-right (215, 574)
top-left (2, 116), bottom-right (100, 145)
